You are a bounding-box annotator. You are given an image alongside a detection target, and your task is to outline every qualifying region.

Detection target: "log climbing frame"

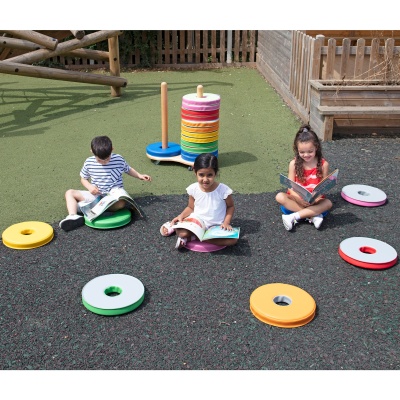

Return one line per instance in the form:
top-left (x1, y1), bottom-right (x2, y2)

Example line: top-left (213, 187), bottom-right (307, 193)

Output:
top-left (0, 30), bottom-right (127, 97)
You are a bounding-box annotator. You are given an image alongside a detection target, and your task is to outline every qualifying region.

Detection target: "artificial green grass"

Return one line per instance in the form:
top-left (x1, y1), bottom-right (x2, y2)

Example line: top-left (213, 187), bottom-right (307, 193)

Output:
top-left (0, 67), bottom-right (301, 233)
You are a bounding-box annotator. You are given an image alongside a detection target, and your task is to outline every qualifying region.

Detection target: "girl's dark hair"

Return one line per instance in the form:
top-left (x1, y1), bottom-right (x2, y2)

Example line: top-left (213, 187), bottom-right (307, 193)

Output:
top-left (193, 153), bottom-right (219, 174)
top-left (91, 136), bottom-right (113, 159)
top-left (293, 124), bottom-right (323, 183)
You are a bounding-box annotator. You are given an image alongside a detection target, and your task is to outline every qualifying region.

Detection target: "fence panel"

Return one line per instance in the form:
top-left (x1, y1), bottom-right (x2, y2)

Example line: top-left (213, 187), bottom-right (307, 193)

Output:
top-left (287, 33), bottom-right (400, 114)
top-left (43, 30), bottom-right (257, 69)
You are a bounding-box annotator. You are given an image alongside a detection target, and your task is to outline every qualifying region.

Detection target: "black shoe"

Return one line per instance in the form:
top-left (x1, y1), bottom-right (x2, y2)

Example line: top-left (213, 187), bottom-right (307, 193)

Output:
top-left (59, 215), bottom-right (84, 231)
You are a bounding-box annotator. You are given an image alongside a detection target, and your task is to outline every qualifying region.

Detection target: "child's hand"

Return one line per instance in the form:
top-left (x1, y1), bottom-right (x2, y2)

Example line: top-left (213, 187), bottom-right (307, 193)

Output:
top-left (171, 215), bottom-right (183, 225)
top-left (220, 223), bottom-right (233, 231)
top-left (89, 185), bottom-right (100, 195)
top-left (138, 174), bottom-right (152, 181)
top-left (290, 192), bottom-right (310, 208)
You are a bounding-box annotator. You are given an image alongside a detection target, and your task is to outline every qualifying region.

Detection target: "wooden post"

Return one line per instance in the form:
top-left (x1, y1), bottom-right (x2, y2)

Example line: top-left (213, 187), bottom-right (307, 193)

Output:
top-left (161, 82), bottom-right (168, 149)
top-left (108, 35), bottom-right (121, 97)
top-left (354, 38), bottom-right (365, 79)
top-left (339, 38), bottom-right (350, 80)
top-left (0, 61), bottom-right (127, 87)
top-left (5, 30), bottom-right (123, 64)
top-left (310, 35), bottom-right (324, 80)
top-left (1, 30), bottom-right (58, 50)
top-left (197, 84), bottom-right (204, 98)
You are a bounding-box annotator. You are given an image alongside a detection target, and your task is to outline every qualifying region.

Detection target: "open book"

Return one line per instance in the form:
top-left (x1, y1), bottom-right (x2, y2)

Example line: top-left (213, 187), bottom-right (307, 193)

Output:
top-left (79, 187), bottom-right (144, 222)
top-left (279, 169), bottom-right (339, 204)
top-left (173, 214), bottom-right (240, 241)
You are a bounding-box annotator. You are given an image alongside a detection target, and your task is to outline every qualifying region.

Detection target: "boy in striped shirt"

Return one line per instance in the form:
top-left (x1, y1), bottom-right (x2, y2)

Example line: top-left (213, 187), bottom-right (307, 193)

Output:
top-left (59, 135), bottom-right (151, 231)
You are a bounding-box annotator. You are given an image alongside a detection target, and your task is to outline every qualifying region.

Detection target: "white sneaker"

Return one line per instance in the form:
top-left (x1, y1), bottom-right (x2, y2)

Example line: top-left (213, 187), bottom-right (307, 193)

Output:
top-left (59, 214), bottom-right (84, 231)
top-left (311, 215), bottom-right (323, 229)
top-left (175, 236), bottom-right (187, 249)
top-left (282, 214), bottom-right (296, 231)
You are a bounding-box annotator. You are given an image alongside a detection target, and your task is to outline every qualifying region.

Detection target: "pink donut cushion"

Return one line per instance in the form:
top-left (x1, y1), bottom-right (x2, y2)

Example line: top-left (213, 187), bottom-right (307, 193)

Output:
top-left (185, 240), bottom-right (226, 252)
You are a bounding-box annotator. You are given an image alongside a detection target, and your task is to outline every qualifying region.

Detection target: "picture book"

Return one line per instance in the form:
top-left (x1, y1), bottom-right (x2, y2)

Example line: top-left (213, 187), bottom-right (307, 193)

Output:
top-left (279, 168), bottom-right (339, 204)
top-left (79, 187), bottom-right (144, 221)
top-left (173, 215), bottom-right (240, 241)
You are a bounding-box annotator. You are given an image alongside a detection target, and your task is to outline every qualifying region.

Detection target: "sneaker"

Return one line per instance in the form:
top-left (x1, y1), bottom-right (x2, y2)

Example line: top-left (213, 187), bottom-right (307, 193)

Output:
top-left (175, 236), bottom-right (187, 249)
top-left (311, 215), bottom-right (323, 229)
top-left (59, 214), bottom-right (84, 231)
top-left (282, 214), bottom-right (297, 231)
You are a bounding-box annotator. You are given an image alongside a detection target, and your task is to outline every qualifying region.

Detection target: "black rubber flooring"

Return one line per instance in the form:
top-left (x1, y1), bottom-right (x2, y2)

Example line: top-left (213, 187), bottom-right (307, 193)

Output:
top-left (1, 137), bottom-right (399, 371)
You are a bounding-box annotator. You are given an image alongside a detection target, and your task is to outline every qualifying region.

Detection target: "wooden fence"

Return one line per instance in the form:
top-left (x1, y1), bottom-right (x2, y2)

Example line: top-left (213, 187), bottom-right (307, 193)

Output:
top-left (48, 30), bottom-right (258, 69)
top-left (257, 30), bottom-right (400, 122)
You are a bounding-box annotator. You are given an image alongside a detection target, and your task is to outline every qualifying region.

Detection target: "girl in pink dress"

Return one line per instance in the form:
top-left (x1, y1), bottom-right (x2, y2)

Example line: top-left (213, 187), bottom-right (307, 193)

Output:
top-left (275, 124), bottom-right (333, 231)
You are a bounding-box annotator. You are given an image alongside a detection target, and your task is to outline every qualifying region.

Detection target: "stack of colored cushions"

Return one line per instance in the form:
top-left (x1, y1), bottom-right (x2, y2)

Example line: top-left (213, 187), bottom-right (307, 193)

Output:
top-left (180, 92), bottom-right (220, 162)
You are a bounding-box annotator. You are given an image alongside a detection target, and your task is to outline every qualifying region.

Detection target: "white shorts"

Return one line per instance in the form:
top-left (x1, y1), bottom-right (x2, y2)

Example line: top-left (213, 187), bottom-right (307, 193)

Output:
top-left (77, 191), bottom-right (98, 213)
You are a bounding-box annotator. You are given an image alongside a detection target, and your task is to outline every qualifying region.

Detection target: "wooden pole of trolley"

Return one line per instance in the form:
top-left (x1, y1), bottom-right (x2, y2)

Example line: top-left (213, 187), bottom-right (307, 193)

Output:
top-left (161, 82), bottom-right (168, 149)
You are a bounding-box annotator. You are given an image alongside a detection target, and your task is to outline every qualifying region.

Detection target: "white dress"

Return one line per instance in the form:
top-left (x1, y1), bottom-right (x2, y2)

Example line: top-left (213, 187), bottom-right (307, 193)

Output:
top-left (186, 182), bottom-right (233, 229)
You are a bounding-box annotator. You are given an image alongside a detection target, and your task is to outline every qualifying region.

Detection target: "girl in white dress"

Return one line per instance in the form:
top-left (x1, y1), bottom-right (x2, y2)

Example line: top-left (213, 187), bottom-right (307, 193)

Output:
top-left (160, 153), bottom-right (238, 249)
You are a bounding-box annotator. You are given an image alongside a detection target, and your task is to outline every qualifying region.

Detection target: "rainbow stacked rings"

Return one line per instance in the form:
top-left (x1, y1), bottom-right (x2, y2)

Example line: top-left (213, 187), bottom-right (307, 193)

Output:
top-left (250, 283), bottom-right (316, 328)
top-left (84, 209), bottom-right (132, 229)
top-left (339, 237), bottom-right (398, 270)
top-left (180, 93), bottom-right (220, 162)
top-left (341, 184), bottom-right (387, 207)
top-left (2, 221), bottom-right (54, 249)
top-left (82, 274), bottom-right (145, 316)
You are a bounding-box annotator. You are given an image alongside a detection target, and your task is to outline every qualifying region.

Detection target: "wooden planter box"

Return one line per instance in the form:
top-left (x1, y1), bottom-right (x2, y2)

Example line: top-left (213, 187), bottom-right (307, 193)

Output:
top-left (309, 80), bottom-right (400, 140)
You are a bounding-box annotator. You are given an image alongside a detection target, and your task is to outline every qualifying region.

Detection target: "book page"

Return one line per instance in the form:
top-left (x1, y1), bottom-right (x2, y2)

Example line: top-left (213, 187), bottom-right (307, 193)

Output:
top-left (309, 169), bottom-right (339, 203)
top-left (109, 187), bottom-right (145, 218)
top-left (202, 226), bottom-right (240, 241)
top-left (79, 195), bottom-right (102, 219)
top-left (279, 174), bottom-right (313, 202)
top-left (109, 187), bottom-right (129, 199)
top-left (88, 194), bottom-right (117, 220)
top-left (173, 215), bottom-right (206, 240)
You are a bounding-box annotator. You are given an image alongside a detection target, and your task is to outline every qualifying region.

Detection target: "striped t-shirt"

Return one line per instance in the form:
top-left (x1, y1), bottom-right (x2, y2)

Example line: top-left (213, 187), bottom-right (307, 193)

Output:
top-left (80, 153), bottom-right (131, 194)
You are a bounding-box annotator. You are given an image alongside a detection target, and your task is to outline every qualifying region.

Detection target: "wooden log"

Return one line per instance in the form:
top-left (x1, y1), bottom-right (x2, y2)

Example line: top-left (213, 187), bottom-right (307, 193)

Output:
top-left (64, 48), bottom-right (110, 62)
top-left (70, 30), bottom-right (85, 39)
top-left (0, 37), bottom-right (41, 51)
top-left (0, 61), bottom-right (127, 87)
top-left (5, 30), bottom-right (123, 65)
top-left (1, 30), bottom-right (58, 50)
top-left (0, 37), bottom-right (109, 61)
top-left (108, 36), bottom-right (121, 97)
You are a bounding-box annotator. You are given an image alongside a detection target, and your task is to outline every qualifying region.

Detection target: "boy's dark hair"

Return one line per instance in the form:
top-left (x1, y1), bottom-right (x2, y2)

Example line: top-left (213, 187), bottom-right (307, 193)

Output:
top-left (293, 124), bottom-right (323, 182)
top-left (91, 136), bottom-right (113, 160)
top-left (193, 153), bottom-right (219, 174)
